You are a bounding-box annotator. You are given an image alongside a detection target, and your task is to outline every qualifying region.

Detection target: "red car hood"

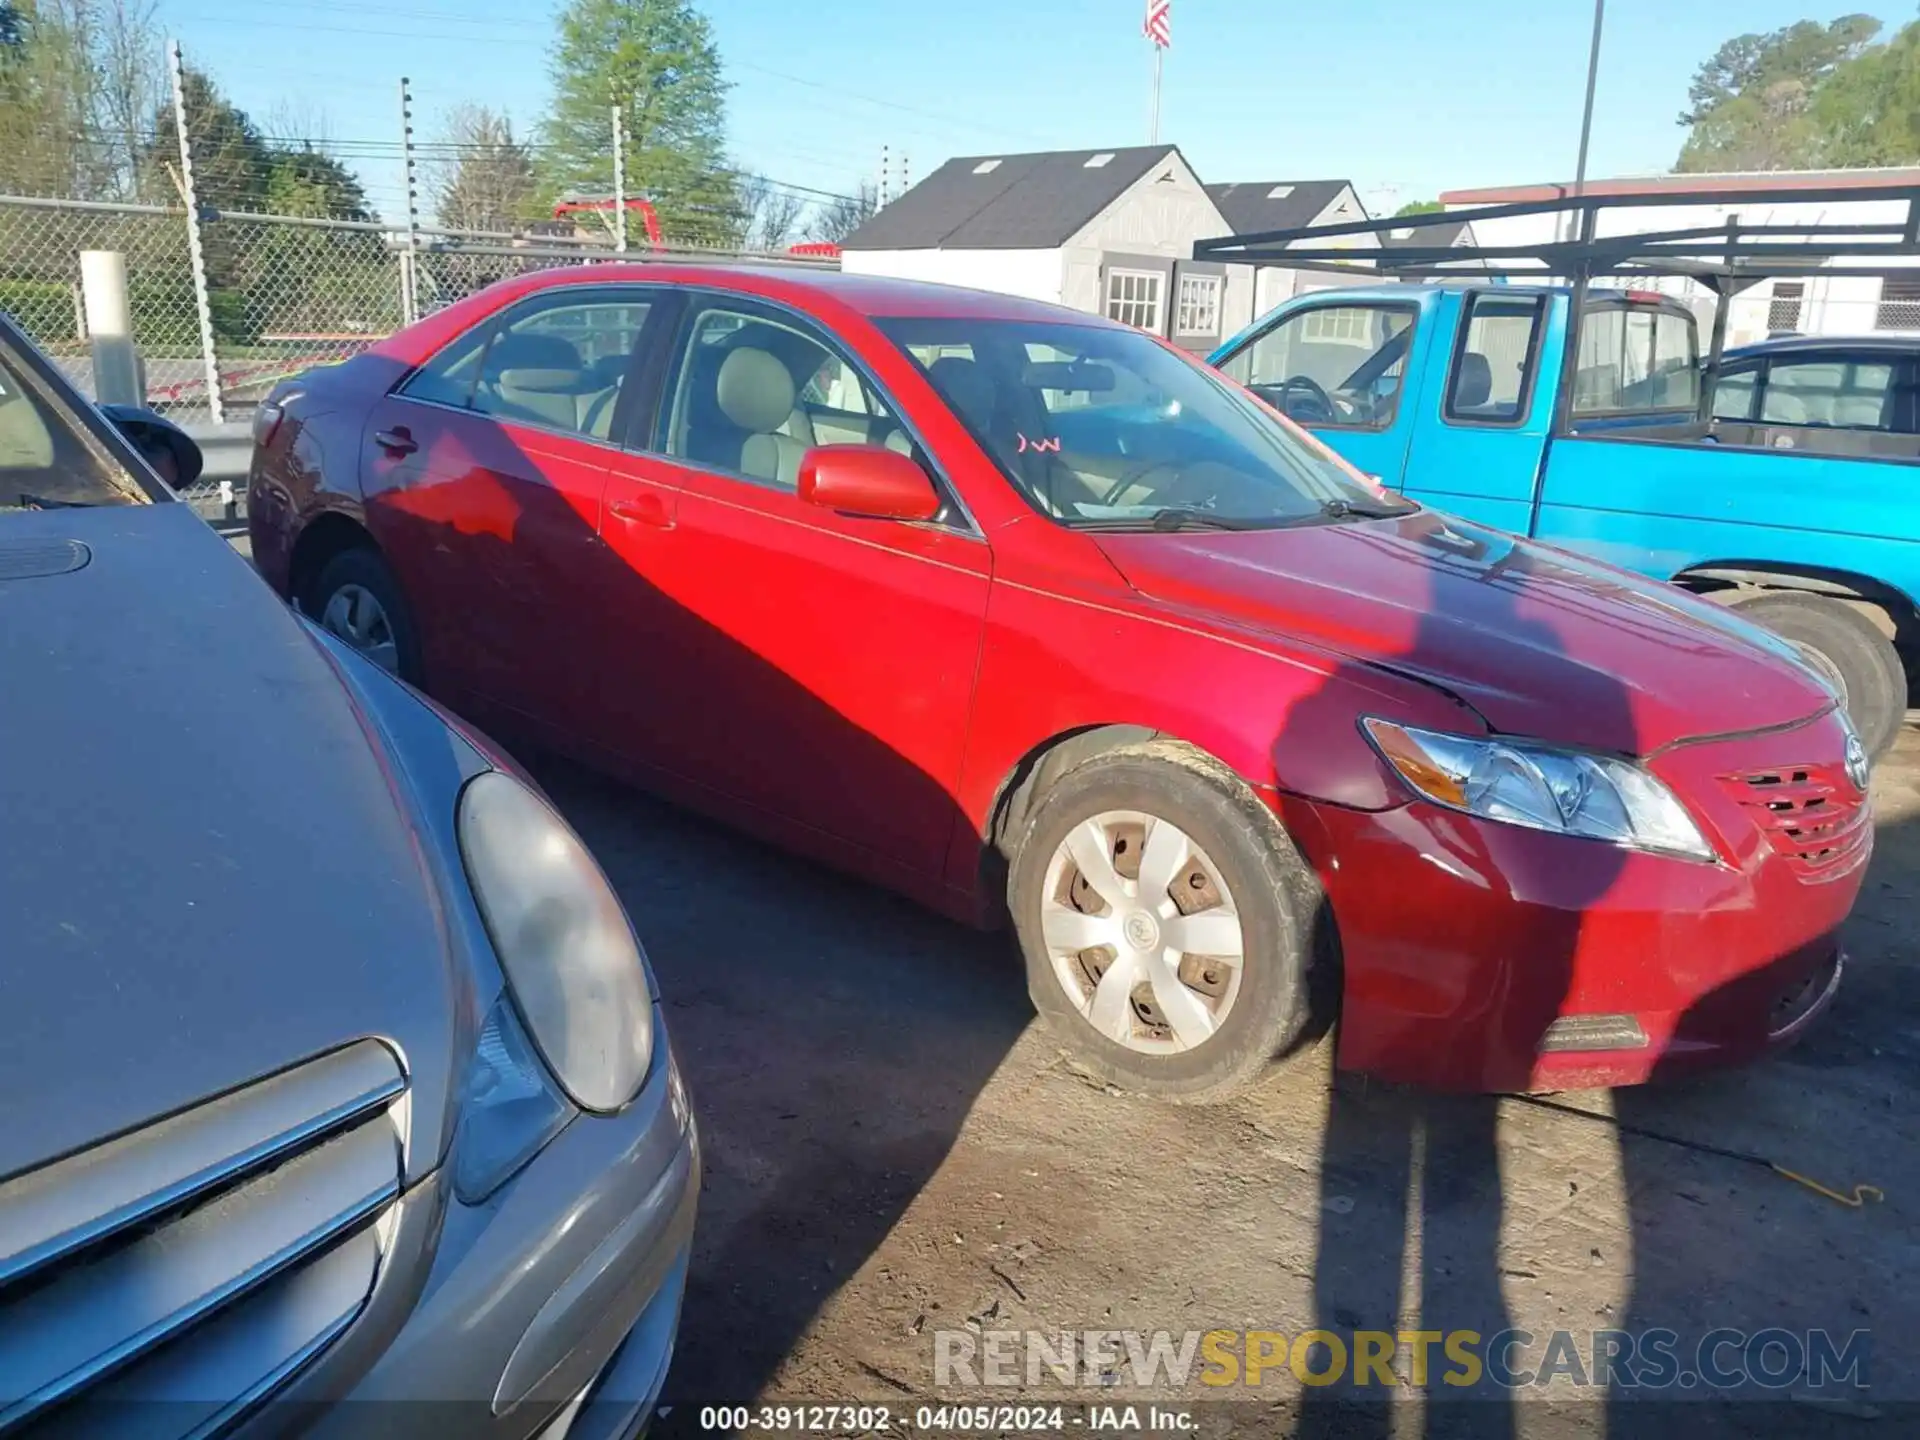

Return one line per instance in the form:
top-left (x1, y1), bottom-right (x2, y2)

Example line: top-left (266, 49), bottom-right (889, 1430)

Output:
top-left (1095, 510), bottom-right (1833, 755)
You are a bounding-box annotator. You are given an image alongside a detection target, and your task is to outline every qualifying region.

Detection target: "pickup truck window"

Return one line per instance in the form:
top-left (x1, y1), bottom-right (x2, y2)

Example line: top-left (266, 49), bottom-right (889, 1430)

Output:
top-left (1216, 302), bottom-right (1415, 431)
top-left (1760, 358), bottom-right (1894, 430)
top-left (1573, 304), bottom-right (1699, 416)
top-left (1711, 366), bottom-right (1759, 421)
top-left (1446, 295), bottom-right (1544, 424)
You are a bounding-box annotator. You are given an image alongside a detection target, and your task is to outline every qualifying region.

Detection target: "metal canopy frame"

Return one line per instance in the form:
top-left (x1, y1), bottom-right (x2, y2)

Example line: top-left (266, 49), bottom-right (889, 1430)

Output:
top-left (1192, 182), bottom-right (1920, 456)
top-left (1191, 182), bottom-right (1920, 292)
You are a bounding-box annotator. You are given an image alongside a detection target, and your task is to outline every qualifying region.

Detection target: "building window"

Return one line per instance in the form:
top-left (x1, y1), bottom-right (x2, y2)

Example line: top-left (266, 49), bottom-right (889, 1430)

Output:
top-left (1105, 269), bottom-right (1164, 332)
top-left (1300, 306), bottom-right (1373, 343)
top-left (1175, 273), bottom-right (1220, 335)
top-left (1767, 281), bottom-right (1804, 334)
top-left (1875, 274), bottom-right (1920, 331)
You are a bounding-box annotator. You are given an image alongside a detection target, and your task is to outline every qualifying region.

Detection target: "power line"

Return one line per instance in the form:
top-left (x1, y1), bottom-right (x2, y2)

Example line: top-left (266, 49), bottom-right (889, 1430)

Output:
top-left (168, 8), bottom-right (1051, 150)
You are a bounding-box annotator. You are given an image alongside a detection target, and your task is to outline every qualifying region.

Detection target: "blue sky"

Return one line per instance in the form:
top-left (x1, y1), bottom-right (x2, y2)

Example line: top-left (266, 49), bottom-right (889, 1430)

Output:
top-left (157, 0), bottom-right (1851, 222)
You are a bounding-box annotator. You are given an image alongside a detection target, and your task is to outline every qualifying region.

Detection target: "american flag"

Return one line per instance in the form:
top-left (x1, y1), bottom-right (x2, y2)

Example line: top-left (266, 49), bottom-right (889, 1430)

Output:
top-left (1144, 0), bottom-right (1170, 48)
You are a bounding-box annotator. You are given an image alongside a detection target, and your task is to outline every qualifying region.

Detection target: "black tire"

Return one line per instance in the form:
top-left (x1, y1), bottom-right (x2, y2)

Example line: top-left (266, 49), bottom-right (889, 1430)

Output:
top-left (1729, 591), bottom-right (1905, 761)
top-left (1008, 740), bottom-right (1327, 1103)
top-left (306, 545), bottom-right (424, 686)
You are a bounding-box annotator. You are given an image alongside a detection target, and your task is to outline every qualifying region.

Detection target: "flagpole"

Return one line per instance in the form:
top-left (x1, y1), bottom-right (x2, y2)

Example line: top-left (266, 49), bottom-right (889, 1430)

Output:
top-left (1149, 44), bottom-right (1162, 144)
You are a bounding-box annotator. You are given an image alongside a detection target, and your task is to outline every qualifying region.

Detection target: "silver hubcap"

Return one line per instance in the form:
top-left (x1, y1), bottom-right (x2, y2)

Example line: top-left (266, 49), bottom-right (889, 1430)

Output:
top-left (319, 583), bottom-right (399, 674)
top-left (1040, 810), bottom-right (1246, 1055)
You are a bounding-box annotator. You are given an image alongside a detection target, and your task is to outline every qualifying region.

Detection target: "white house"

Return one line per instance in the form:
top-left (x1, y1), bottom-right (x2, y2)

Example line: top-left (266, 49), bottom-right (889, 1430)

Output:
top-left (1440, 170), bottom-right (1920, 347)
top-left (840, 147), bottom-right (1376, 351)
top-left (1203, 180), bottom-right (1382, 315)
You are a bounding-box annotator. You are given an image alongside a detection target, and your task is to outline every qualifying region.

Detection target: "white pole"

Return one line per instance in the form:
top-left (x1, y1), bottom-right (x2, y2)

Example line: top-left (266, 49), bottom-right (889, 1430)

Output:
top-left (1149, 46), bottom-right (1163, 145)
top-left (81, 251), bottom-right (142, 408)
top-left (167, 40), bottom-right (223, 425)
top-left (399, 76), bottom-right (422, 323)
top-left (612, 104), bottom-right (628, 253)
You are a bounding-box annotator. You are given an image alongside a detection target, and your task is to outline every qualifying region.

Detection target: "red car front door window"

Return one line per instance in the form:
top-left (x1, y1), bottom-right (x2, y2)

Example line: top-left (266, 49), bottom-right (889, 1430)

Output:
top-left (596, 296), bottom-right (992, 883)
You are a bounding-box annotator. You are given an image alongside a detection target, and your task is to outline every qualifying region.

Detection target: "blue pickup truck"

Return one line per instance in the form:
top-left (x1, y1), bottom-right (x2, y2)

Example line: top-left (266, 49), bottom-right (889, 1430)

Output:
top-left (1208, 282), bottom-right (1916, 759)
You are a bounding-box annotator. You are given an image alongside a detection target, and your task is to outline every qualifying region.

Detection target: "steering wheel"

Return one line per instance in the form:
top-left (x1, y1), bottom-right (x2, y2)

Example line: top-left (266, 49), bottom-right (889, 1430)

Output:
top-left (1270, 374), bottom-right (1338, 424)
top-left (1097, 458), bottom-right (1187, 508)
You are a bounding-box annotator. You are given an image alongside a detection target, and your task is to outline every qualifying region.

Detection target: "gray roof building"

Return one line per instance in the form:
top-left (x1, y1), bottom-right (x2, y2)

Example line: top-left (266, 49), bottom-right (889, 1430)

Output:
top-left (1203, 181), bottom-right (1353, 237)
top-left (842, 146), bottom-right (1185, 251)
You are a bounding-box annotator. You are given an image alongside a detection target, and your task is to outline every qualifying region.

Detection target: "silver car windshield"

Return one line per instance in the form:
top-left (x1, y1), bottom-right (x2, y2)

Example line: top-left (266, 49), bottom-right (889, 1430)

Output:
top-left (878, 316), bottom-right (1411, 530)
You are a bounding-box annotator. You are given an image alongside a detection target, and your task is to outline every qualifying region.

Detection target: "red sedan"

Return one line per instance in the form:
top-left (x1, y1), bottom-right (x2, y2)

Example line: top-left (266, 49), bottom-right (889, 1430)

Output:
top-left (249, 265), bottom-right (1868, 1097)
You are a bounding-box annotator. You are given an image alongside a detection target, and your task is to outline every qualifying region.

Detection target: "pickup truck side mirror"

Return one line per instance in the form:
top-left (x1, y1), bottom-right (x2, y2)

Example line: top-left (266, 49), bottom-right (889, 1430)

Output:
top-left (98, 402), bottom-right (204, 490)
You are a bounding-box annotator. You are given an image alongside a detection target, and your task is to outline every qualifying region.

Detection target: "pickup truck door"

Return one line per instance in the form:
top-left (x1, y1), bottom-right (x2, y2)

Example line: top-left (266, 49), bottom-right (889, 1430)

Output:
top-left (1396, 290), bottom-right (1558, 533)
top-left (1213, 295), bottom-right (1429, 487)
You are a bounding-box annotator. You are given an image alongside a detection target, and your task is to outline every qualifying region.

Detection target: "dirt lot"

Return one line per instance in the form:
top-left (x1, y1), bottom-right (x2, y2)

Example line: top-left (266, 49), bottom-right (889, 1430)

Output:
top-left (545, 723), bottom-right (1919, 1437)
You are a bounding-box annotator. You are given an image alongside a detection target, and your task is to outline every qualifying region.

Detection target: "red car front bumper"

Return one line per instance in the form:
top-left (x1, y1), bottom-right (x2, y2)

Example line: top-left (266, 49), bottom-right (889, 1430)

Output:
top-left (1275, 710), bottom-right (1869, 1093)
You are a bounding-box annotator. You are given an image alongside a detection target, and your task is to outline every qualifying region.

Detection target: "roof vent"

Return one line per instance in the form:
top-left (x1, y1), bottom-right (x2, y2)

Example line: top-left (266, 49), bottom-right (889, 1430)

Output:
top-left (1267, 184), bottom-right (1294, 198)
top-left (1084, 153), bottom-right (1115, 168)
top-left (973, 159), bottom-right (1001, 174)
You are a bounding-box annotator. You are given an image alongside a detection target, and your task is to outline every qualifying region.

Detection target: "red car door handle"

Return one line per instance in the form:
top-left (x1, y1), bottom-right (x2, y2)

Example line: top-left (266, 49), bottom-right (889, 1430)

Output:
top-left (608, 493), bottom-right (674, 529)
top-left (373, 427), bottom-right (417, 456)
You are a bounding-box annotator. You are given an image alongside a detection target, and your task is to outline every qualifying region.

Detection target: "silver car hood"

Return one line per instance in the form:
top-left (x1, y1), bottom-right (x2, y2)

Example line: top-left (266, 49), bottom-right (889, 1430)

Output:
top-left (0, 503), bottom-right (467, 1184)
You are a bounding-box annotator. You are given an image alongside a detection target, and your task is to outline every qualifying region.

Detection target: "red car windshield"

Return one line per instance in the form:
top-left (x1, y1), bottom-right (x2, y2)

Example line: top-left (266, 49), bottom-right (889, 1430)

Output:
top-left (878, 316), bottom-right (1408, 530)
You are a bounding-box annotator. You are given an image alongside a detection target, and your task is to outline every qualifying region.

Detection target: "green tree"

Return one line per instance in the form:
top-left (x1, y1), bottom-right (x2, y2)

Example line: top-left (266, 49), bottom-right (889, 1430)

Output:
top-left (1813, 20), bottom-right (1920, 165)
top-left (141, 66), bottom-right (270, 209)
top-left (263, 144), bottom-right (370, 220)
top-left (0, 0), bottom-right (158, 199)
top-left (539, 0), bottom-right (736, 245)
top-left (1675, 15), bottom-right (1882, 171)
top-left (0, 0), bottom-right (110, 197)
top-left (1393, 199), bottom-right (1443, 217)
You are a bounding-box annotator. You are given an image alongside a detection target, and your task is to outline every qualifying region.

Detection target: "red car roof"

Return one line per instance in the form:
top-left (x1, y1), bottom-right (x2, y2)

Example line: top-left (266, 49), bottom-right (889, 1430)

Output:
top-left (378, 261), bottom-right (1119, 364)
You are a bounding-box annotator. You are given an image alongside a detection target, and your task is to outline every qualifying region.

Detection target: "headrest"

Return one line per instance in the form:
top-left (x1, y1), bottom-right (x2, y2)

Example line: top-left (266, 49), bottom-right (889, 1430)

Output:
top-left (496, 367), bottom-right (584, 394)
top-left (487, 332), bottom-right (580, 375)
top-left (928, 356), bottom-right (996, 426)
top-left (715, 347), bottom-right (796, 434)
top-left (587, 353), bottom-right (629, 389)
top-left (1454, 351), bottom-right (1494, 409)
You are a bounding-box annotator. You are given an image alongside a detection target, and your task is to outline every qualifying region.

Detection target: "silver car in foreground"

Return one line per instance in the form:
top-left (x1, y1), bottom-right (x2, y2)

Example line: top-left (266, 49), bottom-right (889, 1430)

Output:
top-left (0, 313), bottom-right (696, 1438)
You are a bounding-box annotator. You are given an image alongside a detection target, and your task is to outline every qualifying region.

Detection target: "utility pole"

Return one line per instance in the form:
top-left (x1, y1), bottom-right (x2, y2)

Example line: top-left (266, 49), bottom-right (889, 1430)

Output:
top-left (168, 39), bottom-right (222, 424)
top-left (399, 76), bottom-right (422, 323)
top-left (1566, 0), bottom-right (1606, 241)
top-left (612, 104), bottom-right (628, 253)
top-left (880, 144), bottom-right (890, 207)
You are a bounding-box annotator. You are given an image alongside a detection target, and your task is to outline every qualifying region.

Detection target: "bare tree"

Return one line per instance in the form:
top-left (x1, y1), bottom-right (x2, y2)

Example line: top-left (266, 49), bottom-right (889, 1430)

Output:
top-left (429, 104), bottom-right (539, 232)
top-left (805, 179), bottom-right (876, 245)
top-left (92, 0), bottom-right (160, 197)
top-left (736, 172), bottom-right (805, 250)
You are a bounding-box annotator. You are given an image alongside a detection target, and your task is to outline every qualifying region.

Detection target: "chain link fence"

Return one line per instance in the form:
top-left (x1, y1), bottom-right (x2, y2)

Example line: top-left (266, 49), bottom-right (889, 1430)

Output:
top-left (0, 193), bottom-right (834, 509)
top-left (0, 197), bottom-right (205, 416)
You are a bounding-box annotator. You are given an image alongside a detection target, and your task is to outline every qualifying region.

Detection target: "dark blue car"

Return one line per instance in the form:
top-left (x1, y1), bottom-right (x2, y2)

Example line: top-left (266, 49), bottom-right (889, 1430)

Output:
top-left (0, 315), bottom-right (695, 1438)
top-left (1712, 332), bottom-right (1920, 460)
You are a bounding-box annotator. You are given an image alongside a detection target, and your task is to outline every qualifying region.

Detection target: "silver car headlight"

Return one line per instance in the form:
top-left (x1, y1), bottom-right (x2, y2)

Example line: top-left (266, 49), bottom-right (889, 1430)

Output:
top-left (1362, 718), bottom-right (1714, 862)
top-left (457, 769), bottom-right (656, 1112)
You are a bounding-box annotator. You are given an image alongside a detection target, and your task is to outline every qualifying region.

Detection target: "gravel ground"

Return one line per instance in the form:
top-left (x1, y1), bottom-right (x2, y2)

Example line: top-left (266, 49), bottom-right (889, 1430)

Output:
top-left (532, 721), bottom-right (1920, 1439)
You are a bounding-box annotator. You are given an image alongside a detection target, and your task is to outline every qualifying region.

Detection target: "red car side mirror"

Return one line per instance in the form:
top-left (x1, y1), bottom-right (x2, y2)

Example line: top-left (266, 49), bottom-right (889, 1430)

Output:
top-left (798, 444), bottom-right (941, 522)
